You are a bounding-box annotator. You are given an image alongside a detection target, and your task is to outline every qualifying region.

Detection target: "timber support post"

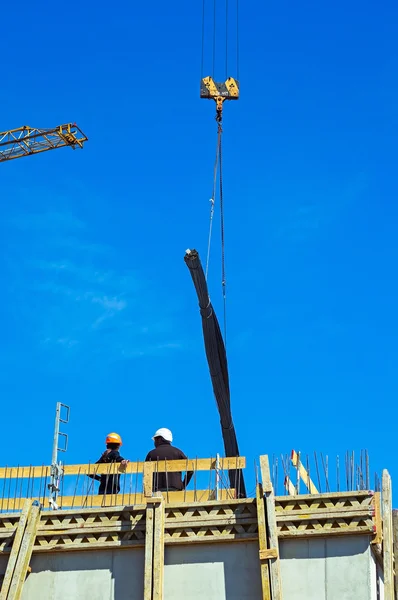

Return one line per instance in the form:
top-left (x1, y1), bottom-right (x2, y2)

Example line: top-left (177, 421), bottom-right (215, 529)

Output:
top-left (383, 470), bottom-right (394, 600)
top-left (0, 499), bottom-right (41, 600)
top-left (259, 455), bottom-right (283, 600)
top-left (256, 481), bottom-right (272, 600)
top-left (260, 455), bottom-right (283, 600)
top-left (144, 496), bottom-right (165, 600)
top-left (392, 509), bottom-right (398, 600)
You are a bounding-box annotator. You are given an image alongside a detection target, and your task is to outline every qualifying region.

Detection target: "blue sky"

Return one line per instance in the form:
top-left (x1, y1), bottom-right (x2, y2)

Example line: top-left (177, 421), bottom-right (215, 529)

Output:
top-left (1, 0), bottom-right (397, 498)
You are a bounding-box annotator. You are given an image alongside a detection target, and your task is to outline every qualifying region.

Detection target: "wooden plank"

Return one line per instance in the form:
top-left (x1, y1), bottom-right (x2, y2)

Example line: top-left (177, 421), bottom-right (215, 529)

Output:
top-left (2, 522), bottom-right (374, 555)
top-left (0, 466), bottom-right (51, 480)
top-left (0, 457), bottom-right (246, 479)
top-left (34, 524), bottom-right (147, 537)
top-left (392, 509), bottom-right (398, 600)
top-left (383, 470), bottom-right (394, 600)
top-left (164, 532), bottom-right (259, 546)
top-left (277, 526), bottom-right (374, 538)
top-left (259, 548), bottom-right (278, 560)
top-left (22, 532), bottom-right (258, 554)
top-left (372, 492), bottom-right (382, 545)
top-left (0, 531), bottom-right (19, 541)
top-left (144, 505), bottom-right (154, 600)
top-left (143, 462), bottom-right (154, 498)
top-left (291, 450), bottom-right (319, 494)
top-left (7, 502), bottom-right (41, 600)
top-left (256, 483), bottom-right (271, 600)
top-left (283, 476), bottom-right (296, 496)
top-left (0, 489), bottom-right (236, 511)
top-left (0, 500), bottom-right (32, 600)
top-left (63, 462), bottom-right (143, 476)
top-left (40, 504), bottom-right (147, 517)
top-left (277, 508), bottom-right (374, 521)
top-left (164, 497), bottom-right (253, 509)
top-left (166, 488), bottom-right (236, 503)
top-left (33, 540), bottom-right (145, 553)
top-left (9, 496), bottom-right (248, 518)
top-left (275, 490), bottom-right (372, 502)
top-left (260, 455), bottom-right (272, 493)
top-left (260, 455), bottom-right (283, 600)
top-left (0, 498), bottom-right (47, 512)
top-left (163, 516), bottom-right (258, 529)
top-left (38, 516), bottom-right (146, 533)
top-left (0, 464), bottom-right (134, 478)
top-left (153, 499), bottom-right (165, 600)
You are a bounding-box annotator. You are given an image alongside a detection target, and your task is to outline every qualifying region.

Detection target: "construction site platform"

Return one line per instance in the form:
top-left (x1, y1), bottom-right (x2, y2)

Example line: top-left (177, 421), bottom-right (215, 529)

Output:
top-left (0, 455), bottom-right (393, 600)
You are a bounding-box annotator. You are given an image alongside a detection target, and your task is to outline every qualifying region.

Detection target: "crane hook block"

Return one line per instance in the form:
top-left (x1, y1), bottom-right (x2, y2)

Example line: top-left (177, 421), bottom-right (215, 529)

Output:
top-left (200, 76), bottom-right (239, 101)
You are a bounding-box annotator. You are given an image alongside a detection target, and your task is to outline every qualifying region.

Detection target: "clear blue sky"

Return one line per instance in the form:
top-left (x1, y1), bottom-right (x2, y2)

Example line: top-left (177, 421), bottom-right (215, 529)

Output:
top-left (1, 0), bottom-right (397, 497)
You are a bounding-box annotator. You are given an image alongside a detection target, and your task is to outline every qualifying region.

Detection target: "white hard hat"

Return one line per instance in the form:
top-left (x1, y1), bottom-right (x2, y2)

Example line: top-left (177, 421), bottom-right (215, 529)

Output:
top-left (152, 428), bottom-right (173, 443)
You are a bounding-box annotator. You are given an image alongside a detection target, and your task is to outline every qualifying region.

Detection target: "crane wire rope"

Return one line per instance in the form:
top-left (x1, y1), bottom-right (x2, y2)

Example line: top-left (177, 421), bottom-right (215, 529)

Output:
top-left (202, 0), bottom-right (240, 347)
top-left (204, 123), bottom-right (226, 345)
top-left (225, 0), bottom-right (229, 78)
top-left (201, 0), bottom-right (240, 81)
top-left (213, 0), bottom-right (217, 78)
top-left (218, 124), bottom-right (227, 348)
top-left (205, 131), bottom-right (220, 280)
top-left (236, 0), bottom-right (240, 79)
top-left (201, 0), bottom-right (205, 78)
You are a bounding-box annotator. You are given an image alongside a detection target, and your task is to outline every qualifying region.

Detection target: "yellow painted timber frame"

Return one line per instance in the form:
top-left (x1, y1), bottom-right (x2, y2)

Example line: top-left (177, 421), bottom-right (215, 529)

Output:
top-left (0, 457), bottom-right (245, 480)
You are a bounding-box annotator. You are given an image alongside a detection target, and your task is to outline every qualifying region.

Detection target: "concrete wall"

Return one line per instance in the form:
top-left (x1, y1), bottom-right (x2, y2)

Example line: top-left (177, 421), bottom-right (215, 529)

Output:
top-left (21, 549), bottom-right (145, 600)
top-left (16, 543), bottom-right (262, 600)
top-left (0, 536), bottom-right (383, 599)
top-left (372, 553), bottom-right (384, 600)
top-left (279, 535), bottom-right (380, 600)
top-left (164, 542), bottom-right (262, 599)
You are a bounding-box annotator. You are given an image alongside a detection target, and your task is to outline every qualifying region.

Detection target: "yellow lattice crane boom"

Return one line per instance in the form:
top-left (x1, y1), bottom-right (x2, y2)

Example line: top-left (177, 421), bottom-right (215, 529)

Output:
top-left (0, 123), bottom-right (88, 163)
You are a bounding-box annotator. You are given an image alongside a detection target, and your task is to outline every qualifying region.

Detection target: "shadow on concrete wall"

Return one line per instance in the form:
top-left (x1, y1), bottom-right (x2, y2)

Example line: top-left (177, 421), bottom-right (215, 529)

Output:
top-left (280, 535), bottom-right (371, 560)
top-left (164, 541), bottom-right (262, 599)
top-left (28, 548), bottom-right (144, 600)
top-left (279, 535), bottom-right (381, 600)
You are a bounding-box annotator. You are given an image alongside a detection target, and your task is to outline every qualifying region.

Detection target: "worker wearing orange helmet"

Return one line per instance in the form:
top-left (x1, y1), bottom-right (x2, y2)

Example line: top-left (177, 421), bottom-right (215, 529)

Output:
top-left (90, 433), bottom-right (129, 495)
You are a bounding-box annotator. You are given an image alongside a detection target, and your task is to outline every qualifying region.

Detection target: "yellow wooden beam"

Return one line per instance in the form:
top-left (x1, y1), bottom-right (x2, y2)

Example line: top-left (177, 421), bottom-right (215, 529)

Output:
top-left (291, 450), bottom-right (319, 494)
top-left (0, 466), bottom-right (51, 479)
top-left (7, 502), bottom-right (40, 600)
top-left (143, 462), bottom-right (154, 497)
top-left (143, 504), bottom-right (154, 600)
top-left (1, 489), bottom-right (237, 511)
top-left (283, 476), bottom-right (296, 496)
top-left (259, 548), bottom-right (278, 560)
top-left (372, 492), bottom-right (382, 545)
top-left (382, 470), bottom-right (394, 600)
top-left (64, 456), bottom-right (245, 475)
top-left (256, 483), bottom-right (271, 600)
top-left (0, 457), bottom-right (245, 479)
top-left (392, 509), bottom-right (398, 597)
top-left (153, 499), bottom-right (165, 600)
top-left (0, 500), bottom-right (32, 600)
top-left (259, 456), bottom-right (283, 600)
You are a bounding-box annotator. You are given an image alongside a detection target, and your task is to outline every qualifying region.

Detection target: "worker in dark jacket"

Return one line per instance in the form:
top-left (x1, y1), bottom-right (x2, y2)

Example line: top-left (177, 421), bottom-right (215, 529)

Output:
top-left (89, 432), bottom-right (129, 495)
top-left (145, 428), bottom-right (193, 492)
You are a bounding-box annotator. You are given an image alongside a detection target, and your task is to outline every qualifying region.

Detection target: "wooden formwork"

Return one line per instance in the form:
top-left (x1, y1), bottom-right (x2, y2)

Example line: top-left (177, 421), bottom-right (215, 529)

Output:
top-left (0, 456), bottom-right (391, 600)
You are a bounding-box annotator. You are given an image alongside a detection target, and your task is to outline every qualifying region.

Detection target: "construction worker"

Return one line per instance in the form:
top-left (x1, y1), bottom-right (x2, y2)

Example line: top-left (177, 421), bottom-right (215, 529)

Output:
top-left (89, 433), bottom-right (129, 495)
top-left (145, 428), bottom-right (193, 492)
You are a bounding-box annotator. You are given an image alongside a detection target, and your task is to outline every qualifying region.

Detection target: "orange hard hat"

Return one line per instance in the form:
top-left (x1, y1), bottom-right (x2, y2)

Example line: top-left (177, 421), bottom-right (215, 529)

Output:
top-left (106, 432), bottom-right (122, 446)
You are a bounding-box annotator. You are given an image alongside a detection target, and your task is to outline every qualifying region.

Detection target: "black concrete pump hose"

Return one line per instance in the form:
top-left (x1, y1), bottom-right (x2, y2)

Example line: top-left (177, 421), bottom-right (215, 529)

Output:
top-left (184, 248), bottom-right (246, 498)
